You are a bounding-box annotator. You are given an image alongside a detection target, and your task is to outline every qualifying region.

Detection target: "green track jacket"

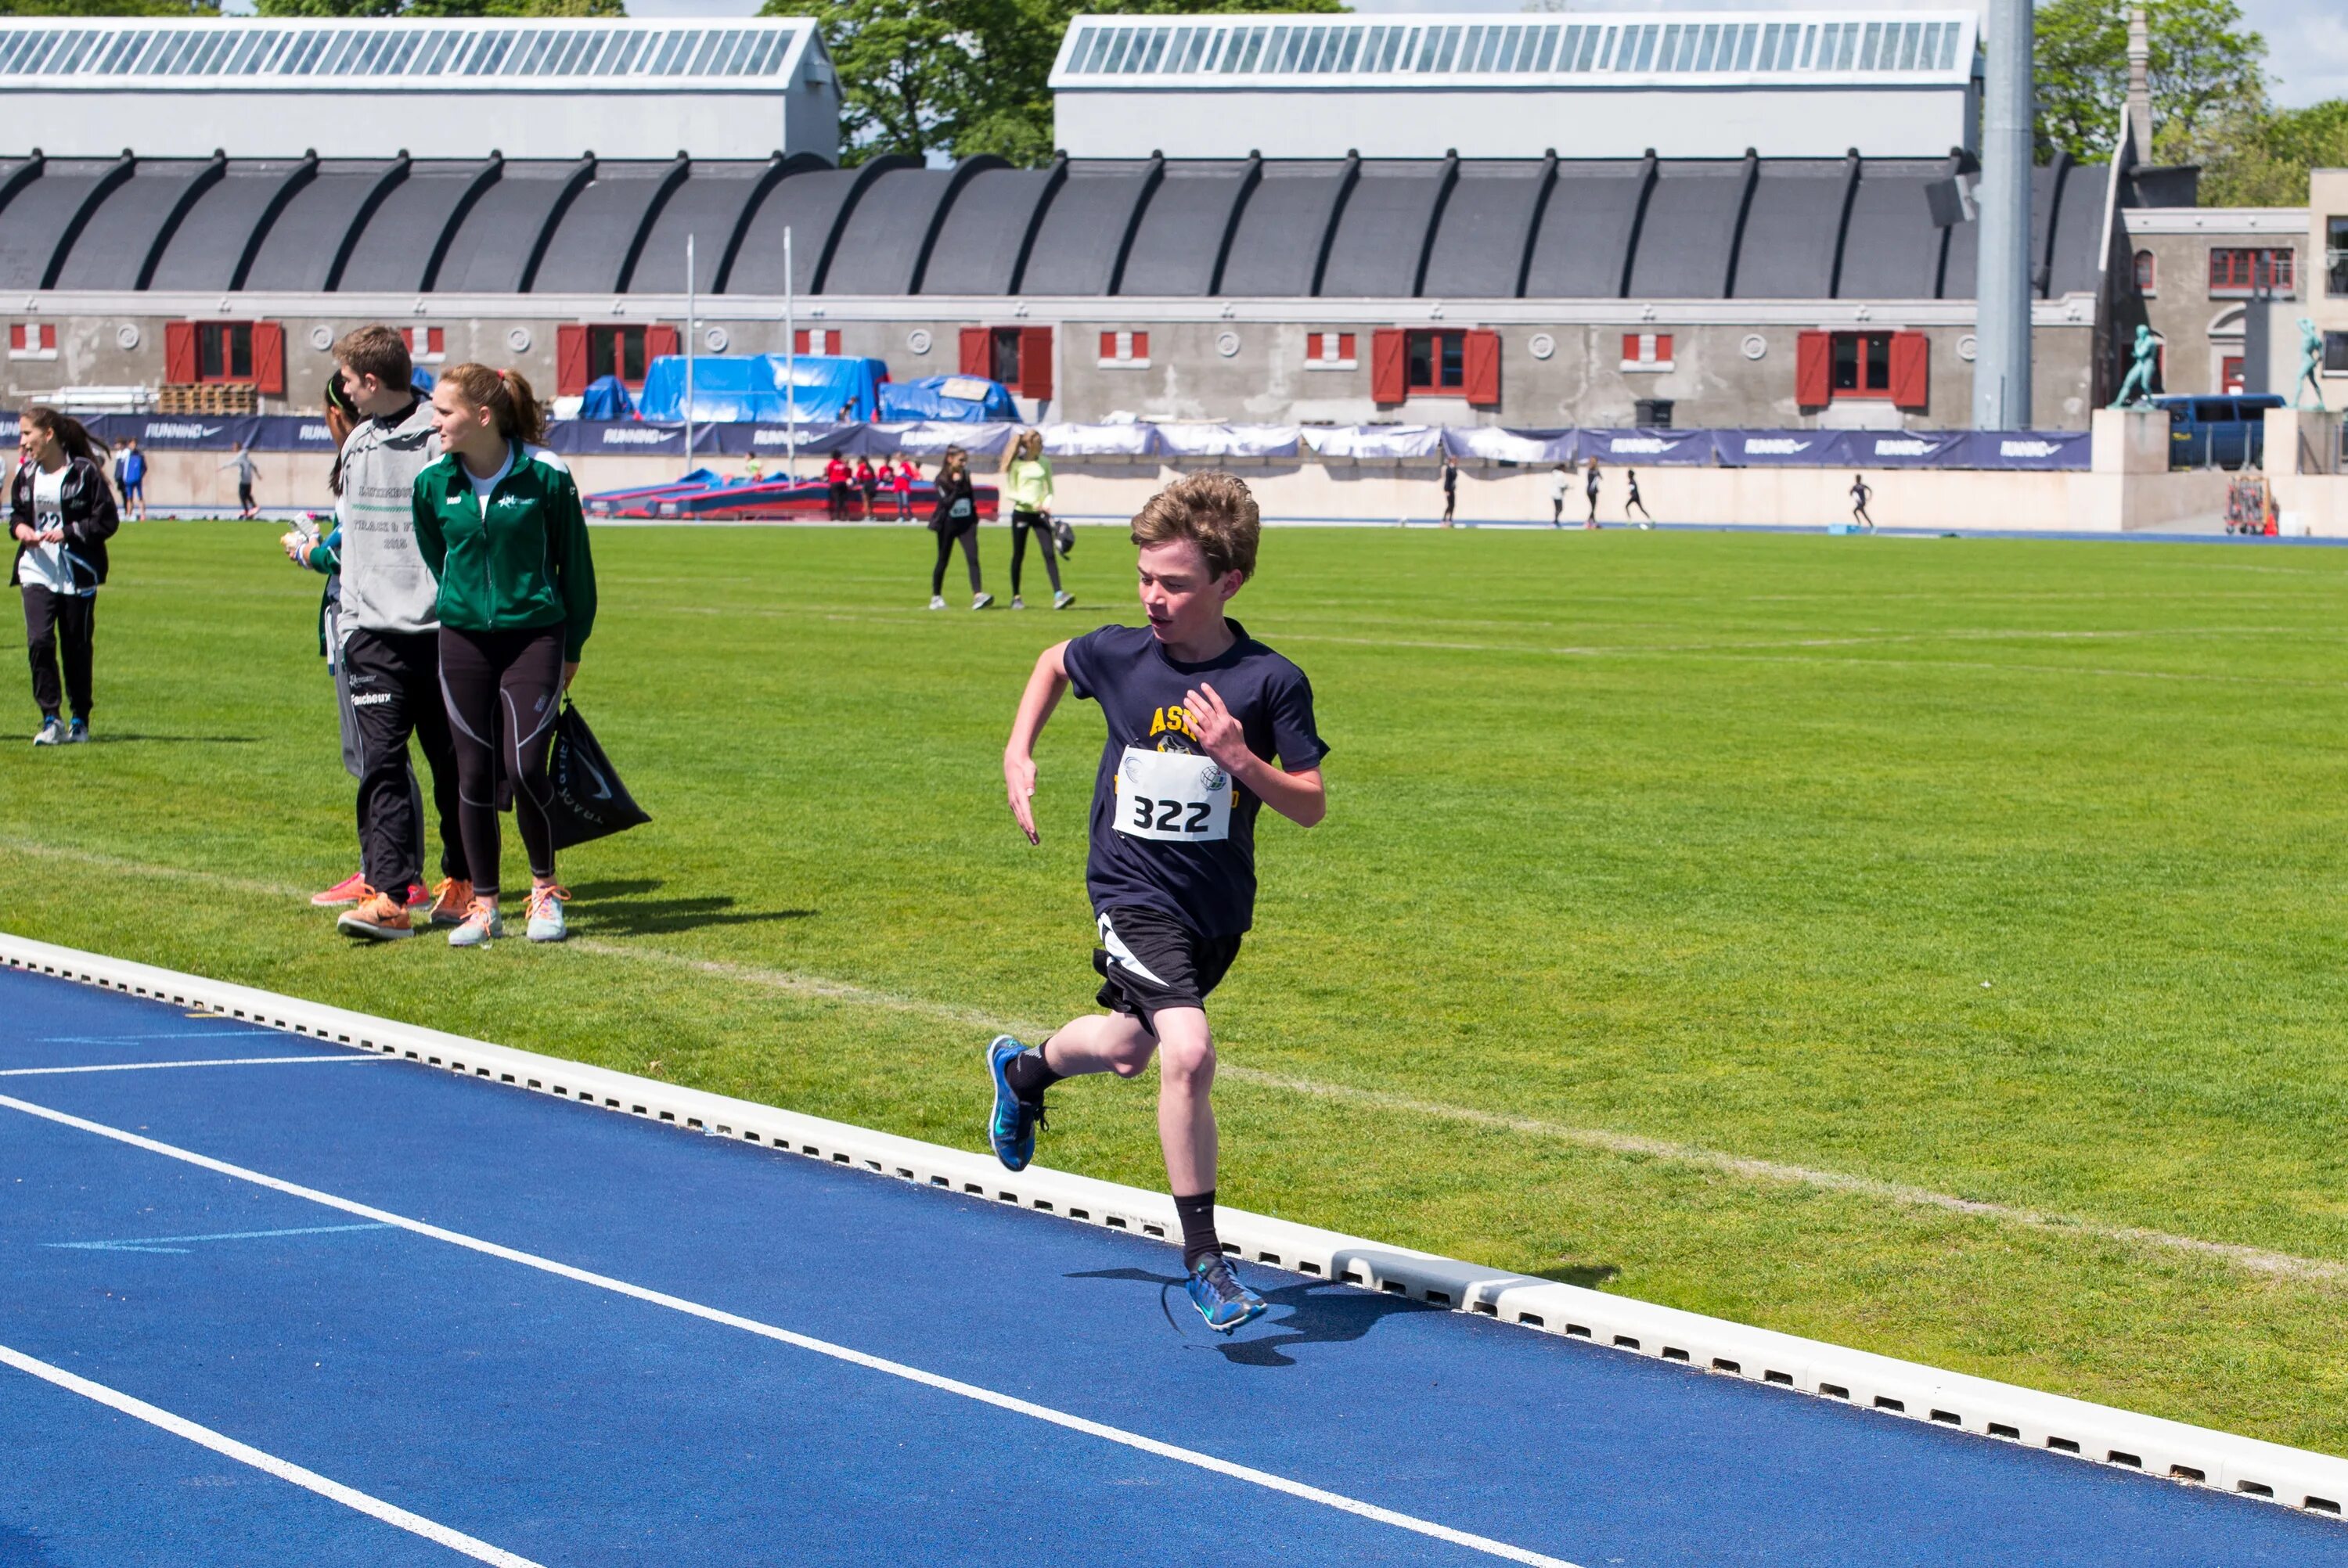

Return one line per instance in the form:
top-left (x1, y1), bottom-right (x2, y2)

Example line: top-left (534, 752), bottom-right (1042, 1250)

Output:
top-left (411, 442), bottom-right (597, 661)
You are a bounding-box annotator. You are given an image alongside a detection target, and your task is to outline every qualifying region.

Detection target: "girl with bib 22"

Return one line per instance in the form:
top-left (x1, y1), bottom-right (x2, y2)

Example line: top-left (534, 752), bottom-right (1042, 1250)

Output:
top-left (411, 365), bottom-right (598, 948)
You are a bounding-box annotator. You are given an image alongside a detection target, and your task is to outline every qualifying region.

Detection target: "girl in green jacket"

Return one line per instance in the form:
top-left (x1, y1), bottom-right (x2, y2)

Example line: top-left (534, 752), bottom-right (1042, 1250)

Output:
top-left (413, 363), bottom-right (597, 948)
top-left (1003, 429), bottom-right (1071, 611)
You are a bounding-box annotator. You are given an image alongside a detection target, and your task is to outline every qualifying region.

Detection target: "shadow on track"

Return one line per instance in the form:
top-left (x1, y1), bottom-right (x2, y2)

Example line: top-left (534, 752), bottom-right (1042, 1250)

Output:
top-left (1068, 1267), bottom-right (1441, 1368)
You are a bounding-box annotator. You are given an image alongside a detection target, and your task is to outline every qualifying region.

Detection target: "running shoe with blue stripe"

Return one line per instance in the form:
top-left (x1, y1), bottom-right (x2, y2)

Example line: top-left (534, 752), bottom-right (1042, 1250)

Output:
top-left (986, 1034), bottom-right (1044, 1172)
top-left (1184, 1255), bottom-right (1267, 1333)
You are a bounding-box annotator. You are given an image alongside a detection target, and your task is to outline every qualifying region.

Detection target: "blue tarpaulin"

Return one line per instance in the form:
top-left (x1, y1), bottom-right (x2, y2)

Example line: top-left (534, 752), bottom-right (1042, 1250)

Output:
top-left (876, 375), bottom-right (1018, 423)
top-left (580, 376), bottom-right (635, 421)
top-left (635, 354), bottom-right (890, 423)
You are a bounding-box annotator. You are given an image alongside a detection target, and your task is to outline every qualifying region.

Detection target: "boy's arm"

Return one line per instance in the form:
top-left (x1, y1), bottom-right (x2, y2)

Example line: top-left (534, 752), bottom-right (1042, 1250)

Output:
top-left (1185, 682), bottom-right (1327, 829)
top-left (1003, 640), bottom-right (1071, 846)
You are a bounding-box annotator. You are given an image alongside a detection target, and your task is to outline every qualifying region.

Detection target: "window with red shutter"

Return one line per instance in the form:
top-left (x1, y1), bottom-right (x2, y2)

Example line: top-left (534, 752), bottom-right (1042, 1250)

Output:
top-left (1462, 329), bottom-right (1501, 407)
top-left (960, 327), bottom-right (990, 378)
top-left (252, 321), bottom-right (285, 396)
top-left (1370, 329), bottom-right (1407, 403)
top-left (1019, 327), bottom-right (1054, 401)
top-left (1887, 331), bottom-right (1928, 411)
top-left (1795, 329), bottom-right (1831, 407)
top-left (1619, 333), bottom-right (1675, 371)
top-left (1133, 331), bottom-right (1148, 361)
top-left (556, 324), bottom-right (590, 397)
top-left (164, 321), bottom-right (199, 385)
top-left (1099, 330), bottom-right (1118, 361)
top-left (643, 324), bottom-right (679, 369)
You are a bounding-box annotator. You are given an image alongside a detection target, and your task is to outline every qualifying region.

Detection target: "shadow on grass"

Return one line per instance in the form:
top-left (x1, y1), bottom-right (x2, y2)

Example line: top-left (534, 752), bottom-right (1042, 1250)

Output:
top-left (87, 734), bottom-right (261, 745)
top-left (1068, 1266), bottom-right (1440, 1368)
top-left (565, 879), bottom-right (668, 901)
top-left (576, 894), bottom-right (815, 937)
top-left (1535, 1262), bottom-right (1622, 1290)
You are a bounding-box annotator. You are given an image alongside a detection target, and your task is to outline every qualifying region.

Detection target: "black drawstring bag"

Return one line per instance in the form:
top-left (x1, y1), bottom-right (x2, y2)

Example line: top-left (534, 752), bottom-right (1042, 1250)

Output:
top-left (543, 701), bottom-right (651, 850)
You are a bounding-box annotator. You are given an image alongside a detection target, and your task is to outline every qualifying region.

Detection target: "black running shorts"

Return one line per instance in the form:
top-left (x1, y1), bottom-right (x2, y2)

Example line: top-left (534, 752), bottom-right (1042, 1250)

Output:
top-left (1092, 906), bottom-right (1242, 1035)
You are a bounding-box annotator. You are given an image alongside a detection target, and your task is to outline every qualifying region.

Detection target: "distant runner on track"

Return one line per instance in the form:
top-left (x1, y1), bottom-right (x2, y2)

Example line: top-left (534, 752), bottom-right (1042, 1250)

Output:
top-left (991, 471), bottom-right (1329, 1333)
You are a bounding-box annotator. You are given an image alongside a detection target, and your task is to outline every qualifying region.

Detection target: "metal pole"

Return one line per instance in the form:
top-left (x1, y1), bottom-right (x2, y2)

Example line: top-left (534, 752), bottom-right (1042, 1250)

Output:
top-left (1973, 0), bottom-right (2033, 430)
top-left (684, 232), bottom-right (697, 473)
top-left (783, 225), bottom-right (797, 481)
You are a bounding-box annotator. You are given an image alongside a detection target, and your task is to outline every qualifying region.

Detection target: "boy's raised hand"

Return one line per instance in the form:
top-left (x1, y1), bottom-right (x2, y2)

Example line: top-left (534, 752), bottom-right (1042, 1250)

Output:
top-left (1004, 750), bottom-right (1041, 845)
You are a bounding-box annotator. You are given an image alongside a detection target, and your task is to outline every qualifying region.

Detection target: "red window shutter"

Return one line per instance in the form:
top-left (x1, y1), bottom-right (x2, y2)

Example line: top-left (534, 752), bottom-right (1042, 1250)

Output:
top-left (794, 329), bottom-right (810, 354)
top-left (1655, 333), bottom-right (1673, 362)
top-left (1133, 331), bottom-right (1147, 360)
top-left (1888, 331), bottom-right (1928, 411)
top-left (1463, 329), bottom-right (1500, 408)
top-left (399, 327), bottom-right (413, 351)
top-left (1795, 330), bottom-right (1831, 407)
top-left (1100, 330), bottom-right (1117, 361)
top-left (6, 325), bottom-right (19, 351)
top-left (1370, 329), bottom-right (1407, 403)
top-left (960, 326), bottom-right (989, 377)
top-left (164, 321), bottom-right (198, 385)
top-left (1018, 327), bottom-right (1053, 401)
top-left (1622, 333), bottom-right (1640, 362)
top-left (556, 324), bottom-right (590, 397)
top-left (645, 324), bottom-right (680, 366)
top-left (1338, 333), bottom-right (1355, 361)
top-left (427, 327), bottom-right (442, 355)
top-left (252, 321), bottom-right (285, 396)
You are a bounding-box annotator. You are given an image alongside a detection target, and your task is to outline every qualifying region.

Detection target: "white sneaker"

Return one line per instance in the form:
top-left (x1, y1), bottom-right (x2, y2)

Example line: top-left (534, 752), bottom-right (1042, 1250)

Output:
top-left (448, 902), bottom-right (504, 948)
top-left (971, 592), bottom-right (994, 610)
top-left (32, 717), bottom-right (61, 746)
top-left (1010, 595), bottom-right (1025, 610)
top-left (927, 595), bottom-right (946, 610)
top-left (526, 885), bottom-right (569, 944)
top-left (1053, 591), bottom-right (1075, 610)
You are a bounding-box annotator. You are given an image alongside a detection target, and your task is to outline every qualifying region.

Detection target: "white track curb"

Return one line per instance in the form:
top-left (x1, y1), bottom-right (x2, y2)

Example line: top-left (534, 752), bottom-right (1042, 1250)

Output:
top-left (7, 930), bottom-right (2346, 1520)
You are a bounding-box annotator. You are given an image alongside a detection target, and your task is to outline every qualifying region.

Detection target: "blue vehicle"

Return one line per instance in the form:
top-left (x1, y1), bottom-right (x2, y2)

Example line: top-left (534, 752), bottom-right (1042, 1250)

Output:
top-left (2154, 392), bottom-right (2283, 469)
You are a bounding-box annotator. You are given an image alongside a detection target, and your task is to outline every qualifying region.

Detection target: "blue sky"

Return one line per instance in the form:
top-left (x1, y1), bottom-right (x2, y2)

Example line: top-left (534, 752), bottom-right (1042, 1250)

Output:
top-left (617, 0), bottom-right (2344, 108)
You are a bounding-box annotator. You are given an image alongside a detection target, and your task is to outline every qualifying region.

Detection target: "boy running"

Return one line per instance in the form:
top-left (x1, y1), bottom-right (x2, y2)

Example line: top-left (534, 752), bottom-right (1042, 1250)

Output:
top-left (989, 472), bottom-right (1328, 1334)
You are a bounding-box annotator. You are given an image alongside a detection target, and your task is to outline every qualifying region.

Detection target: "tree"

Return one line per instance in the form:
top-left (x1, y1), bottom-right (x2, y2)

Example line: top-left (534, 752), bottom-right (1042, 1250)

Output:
top-left (2181, 96), bottom-right (2348, 205)
top-left (781, 0), bottom-right (1344, 167)
top-left (2034, 0), bottom-right (2266, 162)
top-left (253, 0), bottom-right (622, 16)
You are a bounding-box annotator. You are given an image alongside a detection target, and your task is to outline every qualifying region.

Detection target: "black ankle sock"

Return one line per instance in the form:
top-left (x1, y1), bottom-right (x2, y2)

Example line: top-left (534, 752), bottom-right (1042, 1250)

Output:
top-left (1003, 1047), bottom-right (1061, 1102)
top-left (1175, 1189), bottom-right (1221, 1271)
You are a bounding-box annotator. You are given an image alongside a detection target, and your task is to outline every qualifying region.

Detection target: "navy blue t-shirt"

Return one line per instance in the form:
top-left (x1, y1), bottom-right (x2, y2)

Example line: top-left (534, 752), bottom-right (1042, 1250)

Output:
top-left (1062, 619), bottom-right (1327, 938)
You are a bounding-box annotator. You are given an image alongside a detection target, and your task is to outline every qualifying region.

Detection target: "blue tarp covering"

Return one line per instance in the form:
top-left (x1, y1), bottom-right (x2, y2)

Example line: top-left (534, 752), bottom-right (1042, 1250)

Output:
top-left (580, 376), bottom-right (635, 421)
top-left (876, 375), bottom-right (1018, 423)
top-left (635, 355), bottom-right (889, 423)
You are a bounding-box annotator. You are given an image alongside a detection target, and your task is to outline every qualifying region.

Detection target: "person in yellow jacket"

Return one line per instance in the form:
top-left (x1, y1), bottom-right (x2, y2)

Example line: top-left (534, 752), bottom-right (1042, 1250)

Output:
top-left (1003, 429), bottom-right (1071, 611)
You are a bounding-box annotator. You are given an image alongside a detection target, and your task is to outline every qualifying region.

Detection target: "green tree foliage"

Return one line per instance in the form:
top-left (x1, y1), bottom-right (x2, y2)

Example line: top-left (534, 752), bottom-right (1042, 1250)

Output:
top-left (780, 0), bottom-right (1344, 167)
top-left (2034, 0), bottom-right (2266, 160)
top-left (0, 2), bottom-right (219, 13)
top-left (2182, 98), bottom-right (2348, 206)
top-left (252, 0), bottom-right (621, 16)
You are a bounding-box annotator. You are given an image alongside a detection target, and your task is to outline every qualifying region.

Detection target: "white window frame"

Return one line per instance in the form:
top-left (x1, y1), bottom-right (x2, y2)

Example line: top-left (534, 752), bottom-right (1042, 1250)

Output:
top-left (1305, 331), bottom-right (1357, 370)
top-left (9, 322), bottom-right (57, 361)
top-left (1097, 329), bottom-right (1151, 369)
top-left (1620, 331), bottom-right (1674, 372)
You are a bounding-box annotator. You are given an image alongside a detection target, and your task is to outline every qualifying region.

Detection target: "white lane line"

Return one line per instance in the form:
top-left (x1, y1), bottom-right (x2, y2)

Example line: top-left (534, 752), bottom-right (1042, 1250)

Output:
top-left (0, 1090), bottom-right (1582, 1568)
top-left (47, 1223), bottom-right (394, 1254)
top-left (0, 1340), bottom-right (543, 1568)
top-left (0, 1056), bottom-right (389, 1078)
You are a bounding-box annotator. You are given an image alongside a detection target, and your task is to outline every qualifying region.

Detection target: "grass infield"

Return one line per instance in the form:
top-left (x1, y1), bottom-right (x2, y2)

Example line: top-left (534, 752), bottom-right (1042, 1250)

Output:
top-left (6, 519), bottom-right (2348, 1455)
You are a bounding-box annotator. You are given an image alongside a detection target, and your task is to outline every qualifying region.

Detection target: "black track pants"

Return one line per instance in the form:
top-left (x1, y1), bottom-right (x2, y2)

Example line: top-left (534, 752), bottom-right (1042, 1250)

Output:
top-left (344, 628), bottom-right (466, 897)
top-left (1009, 509), bottom-right (1062, 596)
top-left (21, 587), bottom-right (94, 720)
top-left (931, 524), bottom-right (981, 597)
top-left (438, 624), bottom-right (564, 901)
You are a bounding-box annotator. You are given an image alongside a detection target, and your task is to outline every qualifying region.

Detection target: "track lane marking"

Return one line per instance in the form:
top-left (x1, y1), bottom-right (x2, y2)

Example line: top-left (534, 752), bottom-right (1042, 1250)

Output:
top-left (0, 1089), bottom-right (1583, 1568)
top-left (46, 1222), bottom-right (393, 1254)
top-left (0, 1340), bottom-right (544, 1567)
top-left (0, 1056), bottom-right (389, 1077)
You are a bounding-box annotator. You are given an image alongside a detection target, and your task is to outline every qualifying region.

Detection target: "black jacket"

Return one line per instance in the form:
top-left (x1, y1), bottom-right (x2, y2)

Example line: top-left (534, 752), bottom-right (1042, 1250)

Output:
top-left (11, 455), bottom-right (120, 590)
top-left (928, 467), bottom-right (977, 533)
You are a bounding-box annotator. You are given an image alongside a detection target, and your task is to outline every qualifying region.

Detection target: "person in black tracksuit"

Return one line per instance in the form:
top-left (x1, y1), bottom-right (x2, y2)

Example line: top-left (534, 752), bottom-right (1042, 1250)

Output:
top-left (927, 446), bottom-right (990, 610)
top-left (1440, 455), bottom-right (1459, 526)
top-left (11, 408), bottom-right (118, 745)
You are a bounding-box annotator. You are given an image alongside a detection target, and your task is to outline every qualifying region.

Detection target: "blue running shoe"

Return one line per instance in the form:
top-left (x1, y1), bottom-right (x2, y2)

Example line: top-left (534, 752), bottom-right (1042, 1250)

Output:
top-left (1184, 1255), bottom-right (1267, 1334)
top-left (987, 1034), bottom-right (1044, 1172)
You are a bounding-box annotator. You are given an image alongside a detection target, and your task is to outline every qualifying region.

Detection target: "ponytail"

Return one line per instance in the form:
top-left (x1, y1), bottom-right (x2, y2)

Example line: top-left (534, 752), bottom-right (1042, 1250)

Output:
top-left (22, 405), bottom-right (99, 467)
top-left (440, 362), bottom-right (546, 448)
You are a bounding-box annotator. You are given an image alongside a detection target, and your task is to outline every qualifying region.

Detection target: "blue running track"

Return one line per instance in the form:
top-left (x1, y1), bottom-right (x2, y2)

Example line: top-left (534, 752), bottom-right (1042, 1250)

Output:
top-left (3, 965), bottom-right (2343, 1567)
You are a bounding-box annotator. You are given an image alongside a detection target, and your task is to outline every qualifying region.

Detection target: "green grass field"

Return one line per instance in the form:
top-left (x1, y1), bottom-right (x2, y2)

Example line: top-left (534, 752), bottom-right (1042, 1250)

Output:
top-left (8, 519), bottom-right (2348, 1454)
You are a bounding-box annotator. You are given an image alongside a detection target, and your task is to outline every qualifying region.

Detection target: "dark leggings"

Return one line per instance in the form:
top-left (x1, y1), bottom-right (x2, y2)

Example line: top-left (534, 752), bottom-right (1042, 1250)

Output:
top-left (438, 624), bottom-right (564, 901)
top-left (1010, 509), bottom-right (1062, 595)
top-left (22, 587), bottom-right (94, 720)
top-left (931, 524), bottom-right (981, 596)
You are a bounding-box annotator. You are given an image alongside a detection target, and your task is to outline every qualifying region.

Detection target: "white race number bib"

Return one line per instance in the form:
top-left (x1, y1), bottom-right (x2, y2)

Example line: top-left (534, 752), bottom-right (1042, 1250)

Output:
top-left (1113, 746), bottom-right (1232, 843)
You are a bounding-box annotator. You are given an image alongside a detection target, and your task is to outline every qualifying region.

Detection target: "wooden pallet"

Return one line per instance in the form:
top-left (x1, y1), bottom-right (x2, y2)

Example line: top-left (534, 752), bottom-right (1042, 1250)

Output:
top-left (156, 383), bottom-right (257, 416)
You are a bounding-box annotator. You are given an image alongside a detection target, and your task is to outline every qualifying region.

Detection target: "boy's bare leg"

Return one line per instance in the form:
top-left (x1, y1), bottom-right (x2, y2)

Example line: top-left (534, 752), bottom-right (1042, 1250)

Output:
top-left (1147, 1007), bottom-right (1216, 1196)
top-left (1039, 1012), bottom-right (1156, 1078)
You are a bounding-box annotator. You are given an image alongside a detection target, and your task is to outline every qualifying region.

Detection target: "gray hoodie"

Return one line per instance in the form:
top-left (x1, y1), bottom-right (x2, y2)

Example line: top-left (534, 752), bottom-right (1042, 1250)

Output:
top-left (336, 397), bottom-right (441, 636)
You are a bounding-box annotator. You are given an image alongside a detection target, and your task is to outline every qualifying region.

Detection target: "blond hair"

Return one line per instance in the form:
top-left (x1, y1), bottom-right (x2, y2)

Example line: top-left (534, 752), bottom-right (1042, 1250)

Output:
top-left (1129, 470), bottom-right (1259, 581)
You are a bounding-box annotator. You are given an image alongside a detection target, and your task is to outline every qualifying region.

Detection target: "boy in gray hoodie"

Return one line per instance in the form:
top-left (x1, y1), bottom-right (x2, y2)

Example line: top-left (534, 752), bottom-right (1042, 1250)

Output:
top-left (332, 325), bottom-right (472, 941)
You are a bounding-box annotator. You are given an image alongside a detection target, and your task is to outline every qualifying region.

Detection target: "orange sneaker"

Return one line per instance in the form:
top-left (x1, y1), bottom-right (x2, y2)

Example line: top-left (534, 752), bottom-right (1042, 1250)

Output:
top-left (426, 877), bottom-right (475, 927)
top-left (312, 871), bottom-right (368, 908)
top-left (336, 888), bottom-right (414, 942)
